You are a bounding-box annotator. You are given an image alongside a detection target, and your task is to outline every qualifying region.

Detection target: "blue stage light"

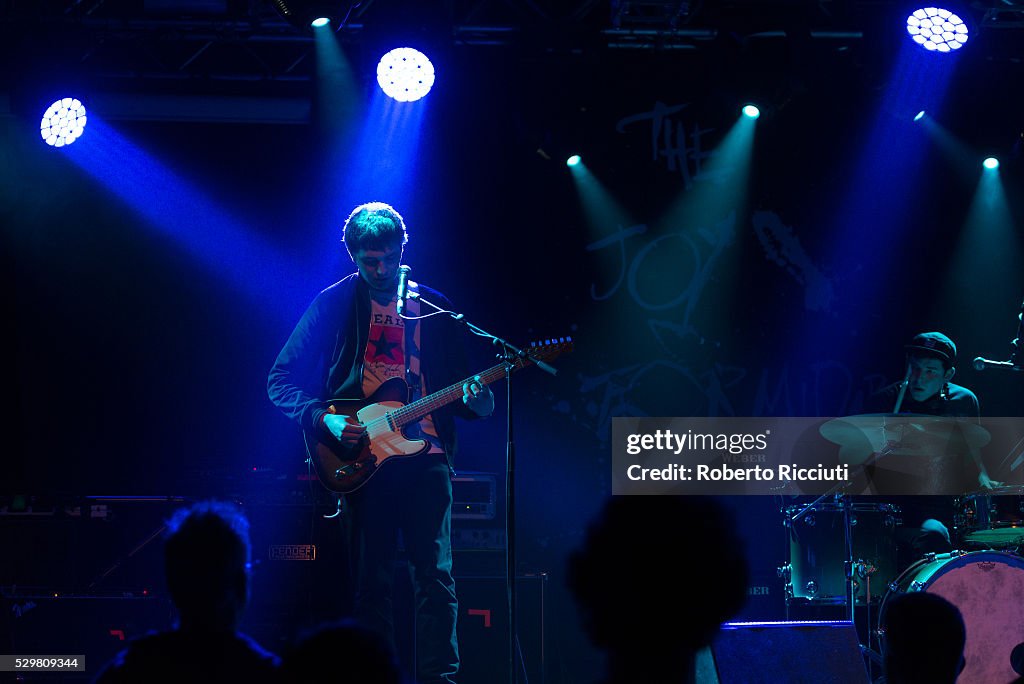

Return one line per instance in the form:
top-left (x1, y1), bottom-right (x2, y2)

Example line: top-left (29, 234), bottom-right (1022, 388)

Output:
top-left (914, 110), bottom-right (926, 121)
top-left (742, 104), bottom-right (760, 119)
top-left (310, 17), bottom-right (329, 27)
top-left (566, 155), bottom-right (581, 167)
top-left (376, 48), bottom-right (435, 102)
top-left (983, 157), bottom-right (999, 169)
top-left (906, 7), bottom-right (969, 53)
top-left (40, 97), bottom-right (87, 147)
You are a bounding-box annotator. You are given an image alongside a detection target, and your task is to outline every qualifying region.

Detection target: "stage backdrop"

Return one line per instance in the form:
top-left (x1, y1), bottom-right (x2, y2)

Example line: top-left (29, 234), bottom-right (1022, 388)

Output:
top-left (3, 30), bottom-right (1023, 682)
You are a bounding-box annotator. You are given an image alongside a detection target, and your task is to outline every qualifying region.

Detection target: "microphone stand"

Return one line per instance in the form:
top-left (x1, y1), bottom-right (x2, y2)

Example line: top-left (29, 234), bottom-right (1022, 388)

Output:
top-left (972, 298), bottom-right (1024, 372)
top-left (407, 291), bottom-right (557, 684)
top-left (1011, 297), bottom-right (1024, 369)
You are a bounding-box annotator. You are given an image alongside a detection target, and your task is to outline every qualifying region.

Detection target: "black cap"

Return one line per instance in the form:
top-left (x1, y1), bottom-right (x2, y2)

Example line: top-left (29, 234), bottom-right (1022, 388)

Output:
top-left (906, 332), bottom-right (956, 363)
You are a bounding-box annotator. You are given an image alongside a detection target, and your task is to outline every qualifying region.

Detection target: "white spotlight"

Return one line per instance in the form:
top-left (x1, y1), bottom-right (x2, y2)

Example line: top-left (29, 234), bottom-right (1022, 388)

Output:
top-left (376, 48), bottom-right (435, 102)
top-left (40, 97), bottom-right (88, 147)
top-left (906, 7), bottom-right (969, 53)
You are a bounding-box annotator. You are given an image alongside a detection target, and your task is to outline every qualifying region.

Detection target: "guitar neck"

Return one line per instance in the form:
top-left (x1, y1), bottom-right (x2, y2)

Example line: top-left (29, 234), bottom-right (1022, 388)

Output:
top-left (390, 363), bottom-right (508, 428)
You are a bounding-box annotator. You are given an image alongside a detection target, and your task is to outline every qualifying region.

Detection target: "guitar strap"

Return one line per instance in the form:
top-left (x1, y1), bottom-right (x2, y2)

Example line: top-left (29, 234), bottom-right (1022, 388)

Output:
top-left (402, 282), bottom-right (445, 455)
top-left (404, 281), bottom-right (423, 438)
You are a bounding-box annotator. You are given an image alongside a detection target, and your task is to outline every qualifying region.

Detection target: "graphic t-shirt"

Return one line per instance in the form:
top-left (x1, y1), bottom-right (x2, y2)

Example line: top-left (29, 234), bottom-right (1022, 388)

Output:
top-left (362, 287), bottom-right (444, 454)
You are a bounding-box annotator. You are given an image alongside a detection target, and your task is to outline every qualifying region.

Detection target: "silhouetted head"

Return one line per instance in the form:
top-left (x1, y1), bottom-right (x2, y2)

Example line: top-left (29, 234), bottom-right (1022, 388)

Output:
top-left (283, 618), bottom-right (404, 684)
top-left (882, 592), bottom-right (965, 684)
top-left (567, 496), bottom-right (749, 656)
top-left (163, 500), bottom-right (251, 632)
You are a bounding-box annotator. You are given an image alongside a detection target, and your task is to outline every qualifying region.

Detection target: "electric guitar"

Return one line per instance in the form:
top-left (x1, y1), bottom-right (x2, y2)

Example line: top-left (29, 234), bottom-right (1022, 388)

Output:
top-left (304, 337), bottom-right (573, 494)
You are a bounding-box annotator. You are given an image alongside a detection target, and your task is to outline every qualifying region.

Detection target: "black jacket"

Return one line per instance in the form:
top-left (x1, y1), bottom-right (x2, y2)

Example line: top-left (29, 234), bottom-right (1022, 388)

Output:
top-left (267, 273), bottom-right (478, 464)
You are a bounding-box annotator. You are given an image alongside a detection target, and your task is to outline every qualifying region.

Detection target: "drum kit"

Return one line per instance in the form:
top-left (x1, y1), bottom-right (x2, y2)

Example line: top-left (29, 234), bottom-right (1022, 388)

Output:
top-left (776, 414), bottom-right (1024, 684)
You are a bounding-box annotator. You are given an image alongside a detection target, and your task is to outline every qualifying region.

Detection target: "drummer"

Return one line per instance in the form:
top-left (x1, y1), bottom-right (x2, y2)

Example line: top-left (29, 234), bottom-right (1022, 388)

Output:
top-left (868, 332), bottom-right (979, 423)
top-left (865, 332), bottom-right (1000, 558)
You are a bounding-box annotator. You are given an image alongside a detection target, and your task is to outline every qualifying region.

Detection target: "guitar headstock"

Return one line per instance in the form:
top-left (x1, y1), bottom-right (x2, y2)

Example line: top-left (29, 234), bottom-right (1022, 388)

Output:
top-left (522, 336), bottom-right (574, 365)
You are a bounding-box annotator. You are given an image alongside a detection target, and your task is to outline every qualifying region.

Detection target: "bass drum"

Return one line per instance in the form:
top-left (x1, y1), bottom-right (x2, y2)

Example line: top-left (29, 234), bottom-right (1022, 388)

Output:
top-left (880, 550), bottom-right (1024, 684)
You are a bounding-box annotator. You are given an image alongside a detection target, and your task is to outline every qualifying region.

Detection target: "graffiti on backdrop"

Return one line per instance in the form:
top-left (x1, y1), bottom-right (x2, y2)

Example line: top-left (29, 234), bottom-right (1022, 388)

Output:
top-left (555, 359), bottom-right (889, 447)
top-left (574, 208), bottom-right (875, 444)
top-left (616, 101), bottom-right (720, 189)
top-left (587, 211), bottom-right (736, 317)
top-left (579, 106), bottom-right (850, 441)
top-left (752, 210), bottom-right (837, 315)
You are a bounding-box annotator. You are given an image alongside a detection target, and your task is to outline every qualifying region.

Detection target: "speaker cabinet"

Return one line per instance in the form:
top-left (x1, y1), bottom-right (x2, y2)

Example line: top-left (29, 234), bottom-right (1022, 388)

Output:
top-left (241, 503), bottom-right (348, 654)
top-left (454, 574), bottom-right (547, 684)
top-left (3, 593), bottom-right (173, 681)
top-left (697, 620), bottom-right (869, 684)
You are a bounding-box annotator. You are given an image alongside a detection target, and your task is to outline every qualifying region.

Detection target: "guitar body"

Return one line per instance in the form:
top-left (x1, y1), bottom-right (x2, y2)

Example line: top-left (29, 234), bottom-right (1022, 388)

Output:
top-left (299, 337), bottom-right (573, 495)
top-left (304, 377), bottom-right (429, 494)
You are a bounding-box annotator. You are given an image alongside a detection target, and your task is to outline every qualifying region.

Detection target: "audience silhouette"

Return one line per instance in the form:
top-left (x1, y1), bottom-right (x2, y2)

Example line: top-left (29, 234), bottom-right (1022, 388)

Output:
top-left (881, 592), bottom-right (965, 684)
top-left (281, 617), bottom-right (407, 684)
top-left (1010, 641), bottom-right (1024, 684)
top-left (94, 500), bottom-right (281, 683)
top-left (567, 495), bottom-right (749, 684)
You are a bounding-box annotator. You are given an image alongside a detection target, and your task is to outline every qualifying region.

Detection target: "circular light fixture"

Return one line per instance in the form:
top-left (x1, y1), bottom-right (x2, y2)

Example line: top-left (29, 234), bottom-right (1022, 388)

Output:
top-left (310, 17), bottom-right (329, 28)
top-left (906, 7), bottom-right (969, 53)
top-left (566, 155), bottom-right (582, 167)
top-left (983, 157), bottom-right (999, 169)
top-left (742, 104), bottom-right (761, 119)
top-left (914, 110), bottom-right (927, 121)
top-left (376, 48), bottom-right (435, 102)
top-left (40, 97), bottom-right (87, 147)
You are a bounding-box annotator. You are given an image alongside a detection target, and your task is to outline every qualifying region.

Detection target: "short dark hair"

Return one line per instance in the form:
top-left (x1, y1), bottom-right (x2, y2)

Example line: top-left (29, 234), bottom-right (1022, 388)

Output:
top-left (284, 618), bottom-right (403, 684)
top-left (163, 500), bottom-right (251, 619)
top-left (342, 202), bottom-right (408, 255)
top-left (882, 592), bottom-right (965, 684)
top-left (567, 496), bottom-right (748, 652)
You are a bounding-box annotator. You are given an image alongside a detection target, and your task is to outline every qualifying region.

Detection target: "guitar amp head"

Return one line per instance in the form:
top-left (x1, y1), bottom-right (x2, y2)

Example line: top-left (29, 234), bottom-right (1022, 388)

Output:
top-left (452, 472), bottom-right (497, 520)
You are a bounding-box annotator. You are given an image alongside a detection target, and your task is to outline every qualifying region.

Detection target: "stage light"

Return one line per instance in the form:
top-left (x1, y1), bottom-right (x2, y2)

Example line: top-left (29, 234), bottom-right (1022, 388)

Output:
top-left (742, 104), bottom-right (760, 119)
top-left (906, 7), bottom-right (969, 53)
top-left (271, 1), bottom-right (346, 32)
top-left (566, 155), bottom-right (582, 167)
top-left (376, 48), bottom-right (435, 102)
top-left (983, 157), bottom-right (999, 169)
top-left (914, 110), bottom-right (926, 121)
top-left (40, 97), bottom-right (87, 147)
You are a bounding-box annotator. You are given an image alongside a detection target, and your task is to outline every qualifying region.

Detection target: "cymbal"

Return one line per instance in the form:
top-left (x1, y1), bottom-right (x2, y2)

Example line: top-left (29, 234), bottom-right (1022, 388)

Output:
top-left (819, 414), bottom-right (991, 464)
top-left (907, 420), bottom-right (991, 448)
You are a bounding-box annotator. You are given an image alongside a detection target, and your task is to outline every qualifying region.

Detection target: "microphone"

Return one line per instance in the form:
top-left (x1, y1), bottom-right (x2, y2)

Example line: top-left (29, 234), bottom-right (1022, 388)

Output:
top-left (395, 265), bottom-right (411, 316)
top-left (973, 356), bottom-right (1021, 371)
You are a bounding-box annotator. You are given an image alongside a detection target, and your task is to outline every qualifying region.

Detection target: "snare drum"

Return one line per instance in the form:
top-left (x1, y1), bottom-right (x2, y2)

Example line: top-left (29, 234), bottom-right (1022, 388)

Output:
top-left (782, 501), bottom-right (901, 604)
top-left (954, 486), bottom-right (1024, 548)
top-left (881, 550), bottom-right (1024, 684)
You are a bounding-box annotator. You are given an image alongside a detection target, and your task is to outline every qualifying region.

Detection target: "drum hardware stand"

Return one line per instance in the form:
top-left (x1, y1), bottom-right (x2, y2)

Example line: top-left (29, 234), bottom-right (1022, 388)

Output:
top-left (781, 439), bottom-right (907, 672)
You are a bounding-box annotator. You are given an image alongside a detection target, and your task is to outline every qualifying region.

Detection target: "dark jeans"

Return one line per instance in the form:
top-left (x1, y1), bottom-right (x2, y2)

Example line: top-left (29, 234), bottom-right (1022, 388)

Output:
top-left (343, 453), bottom-right (459, 684)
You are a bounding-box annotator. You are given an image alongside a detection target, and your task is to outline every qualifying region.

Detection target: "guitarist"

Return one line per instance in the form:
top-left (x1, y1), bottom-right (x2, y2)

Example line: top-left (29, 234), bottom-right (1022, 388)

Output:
top-left (267, 202), bottom-right (494, 684)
